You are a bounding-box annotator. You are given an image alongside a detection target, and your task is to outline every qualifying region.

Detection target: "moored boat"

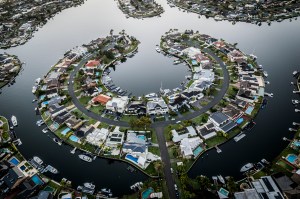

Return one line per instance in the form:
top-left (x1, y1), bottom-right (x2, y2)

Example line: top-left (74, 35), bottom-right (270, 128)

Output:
top-left (33, 156), bottom-right (43, 165)
top-left (79, 154), bottom-right (92, 162)
top-left (11, 115), bottom-right (17, 126)
top-left (84, 182), bottom-right (95, 190)
top-left (217, 175), bottom-right (225, 184)
top-left (240, 163), bottom-right (254, 172)
top-left (47, 165), bottom-right (58, 174)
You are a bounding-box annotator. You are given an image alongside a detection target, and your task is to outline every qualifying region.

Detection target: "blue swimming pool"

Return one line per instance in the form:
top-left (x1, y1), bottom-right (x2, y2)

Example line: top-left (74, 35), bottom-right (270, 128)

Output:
top-left (286, 154), bottom-right (297, 164)
top-left (219, 188), bottom-right (229, 197)
top-left (96, 72), bottom-right (100, 76)
top-left (125, 154), bottom-right (138, 163)
top-left (236, 118), bottom-right (244, 124)
top-left (137, 135), bottom-right (146, 141)
top-left (42, 101), bottom-right (49, 105)
top-left (193, 146), bottom-right (203, 157)
top-left (69, 135), bottom-right (79, 143)
top-left (142, 187), bottom-right (154, 199)
top-left (293, 141), bottom-right (300, 147)
top-left (9, 157), bottom-right (20, 166)
top-left (61, 128), bottom-right (71, 136)
top-left (31, 175), bottom-right (43, 185)
top-left (245, 106), bottom-right (254, 115)
top-left (20, 165), bottom-right (26, 171)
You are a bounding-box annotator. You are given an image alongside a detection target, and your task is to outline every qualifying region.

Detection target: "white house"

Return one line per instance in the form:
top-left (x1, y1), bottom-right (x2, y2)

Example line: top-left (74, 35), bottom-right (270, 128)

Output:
top-left (106, 96), bottom-right (129, 113)
top-left (180, 137), bottom-right (203, 158)
top-left (146, 97), bottom-right (169, 115)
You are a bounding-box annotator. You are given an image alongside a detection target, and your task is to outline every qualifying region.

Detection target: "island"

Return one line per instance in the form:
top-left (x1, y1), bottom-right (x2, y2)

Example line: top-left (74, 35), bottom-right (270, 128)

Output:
top-left (0, 0), bottom-right (85, 49)
top-left (168, 0), bottom-right (300, 25)
top-left (0, 53), bottom-right (22, 89)
top-left (118, 0), bottom-right (164, 18)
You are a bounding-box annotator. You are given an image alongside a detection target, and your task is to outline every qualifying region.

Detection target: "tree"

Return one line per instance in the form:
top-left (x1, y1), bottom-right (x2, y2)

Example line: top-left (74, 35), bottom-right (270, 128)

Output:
top-left (196, 175), bottom-right (211, 190)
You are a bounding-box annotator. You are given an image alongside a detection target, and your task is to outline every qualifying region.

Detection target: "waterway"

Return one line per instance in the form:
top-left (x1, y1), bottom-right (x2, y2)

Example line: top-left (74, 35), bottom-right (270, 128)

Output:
top-left (0, 0), bottom-right (300, 196)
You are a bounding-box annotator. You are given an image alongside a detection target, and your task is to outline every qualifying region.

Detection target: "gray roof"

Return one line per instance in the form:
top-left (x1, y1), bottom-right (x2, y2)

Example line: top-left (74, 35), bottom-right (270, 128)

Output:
top-left (210, 112), bottom-right (229, 124)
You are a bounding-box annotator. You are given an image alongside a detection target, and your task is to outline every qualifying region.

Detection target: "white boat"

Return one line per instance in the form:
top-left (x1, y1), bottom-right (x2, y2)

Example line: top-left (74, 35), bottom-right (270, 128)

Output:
top-left (264, 92), bottom-right (273, 97)
top-left (32, 86), bottom-right (37, 93)
top-left (11, 115), bottom-right (17, 126)
top-left (292, 100), bottom-right (299, 105)
top-left (261, 159), bottom-right (270, 164)
top-left (293, 71), bottom-right (298, 76)
top-left (101, 188), bottom-right (112, 196)
top-left (145, 93), bottom-right (158, 98)
top-left (79, 154), bottom-right (92, 162)
top-left (42, 128), bottom-right (48, 133)
top-left (250, 54), bottom-right (257, 60)
top-left (217, 175), bottom-right (225, 184)
top-left (265, 81), bottom-right (270, 84)
top-left (47, 165), bottom-right (58, 174)
top-left (84, 182), bottom-right (95, 190)
top-left (35, 78), bottom-right (41, 85)
top-left (263, 71), bottom-right (268, 77)
top-left (234, 134), bottom-right (246, 142)
top-left (240, 163), bottom-right (254, 172)
top-left (155, 47), bottom-right (161, 53)
top-left (53, 138), bottom-right (62, 146)
top-left (33, 156), bottom-right (43, 165)
top-left (36, 120), bottom-right (44, 126)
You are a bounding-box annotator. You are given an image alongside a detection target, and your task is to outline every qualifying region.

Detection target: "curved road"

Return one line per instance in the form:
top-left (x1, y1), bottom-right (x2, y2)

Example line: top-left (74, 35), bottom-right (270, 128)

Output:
top-left (68, 47), bottom-right (229, 199)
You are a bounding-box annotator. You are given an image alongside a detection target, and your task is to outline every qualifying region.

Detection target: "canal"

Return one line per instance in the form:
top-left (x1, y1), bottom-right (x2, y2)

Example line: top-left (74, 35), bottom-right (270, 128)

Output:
top-left (0, 0), bottom-right (300, 196)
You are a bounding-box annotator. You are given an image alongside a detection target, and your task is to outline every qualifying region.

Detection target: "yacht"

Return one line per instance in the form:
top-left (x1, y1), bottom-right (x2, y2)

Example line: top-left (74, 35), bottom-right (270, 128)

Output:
top-left (155, 47), bottom-right (161, 53)
top-left (264, 92), bottom-right (273, 98)
top-left (35, 78), bottom-right (41, 85)
top-left (32, 86), bottom-right (37, 94)
top-left (33, 156), bottom-right (43, 165)
top-left (53, 138), bottom-right (62, 146)
top-left (263, 71), bottom-right (268, 77)
top-left (84, 182), bottom-right (95, 190)
top-left (42, 128), bottom-right (48, 133)
top-left (47, 165), bottom-right (58, 174)
top-left (79, 154), bottom-right (92, 162)
top-left (217, 175), bottom-right (225, 184)
top-left (36, 120), bottom-right (44, 126)
top-left (293, 71), bottom-right (299, 76)
top-left (240, 163), bottom-right (254, 172)
top-left (11, 115), bottom-right (17, 126)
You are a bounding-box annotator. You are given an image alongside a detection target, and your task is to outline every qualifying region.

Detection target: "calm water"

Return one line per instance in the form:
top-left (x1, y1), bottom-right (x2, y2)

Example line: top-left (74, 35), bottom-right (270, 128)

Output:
top-left (0, 0), bottom-right (300, 195)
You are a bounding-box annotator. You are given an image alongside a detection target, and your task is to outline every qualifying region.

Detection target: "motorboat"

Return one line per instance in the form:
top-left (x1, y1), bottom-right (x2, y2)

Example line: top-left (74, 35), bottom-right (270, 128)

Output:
top-left (32, 86), bottom-right (37, 93)
top-left (84, 182), bottom-right (95, 190)
top-left (47, 165), bottom-right (58, 174)
top-left (293, 71), bottom-right (299, 76)
top-left (217, 175), bottom-right (225, 184)
top-left (263, 71), bottom-right (268, 77)
top-left (155, 47), bottom-right (161, 53)
top-left (33, 156), bottom-right (43, 165)
top-left (79, 154), bottom-right (92, 162)
top-left (53, 138), bottom-right (62, 145)
top-left (11, 115), bottom-right (17, 126)
top-left (240, 163), bottom-right (254, 172)
top-left (42, 128), bottom-right (48, 133)
top-left (36, 120), bottom-right (44, 126)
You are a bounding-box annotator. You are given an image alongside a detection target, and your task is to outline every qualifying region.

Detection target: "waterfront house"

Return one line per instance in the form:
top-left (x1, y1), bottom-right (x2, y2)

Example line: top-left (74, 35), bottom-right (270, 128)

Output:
top-left (222, 104), bottom-right (243, 121)
top-left (209, 111), bottom-right (237, 133)
top-left (146, 97), bottom-right (169, 115)
top-left (65, 116), bottom-right (83, 130)
top-left (181, 47), bottom-right (201, 59)
top-left (92, 94), bottom-right (111, 105)
top-left (181, 89), bottom-right (203, 101)
top-left (250, 176), bottom-right (285, 199)
top-left (1, 167), bottom-right (26, 190)
top-left (196, 123), bottom-right (217, 140)
top-left (168, 94), bottom-right (187, 112)
top-left (106, 96), bottom-right (129, 113)
top-left (227, 50), bottom-right (247, 62)
top-left (180, 137), bottom-right (203, 159)
top-left (48, 104), bottom-right (67, 118)
top-left (85, 60), bottom-right (100, 69)
top-left (105, 127), bottom-right (125, 148)
top-left (86, 127), bottom-right (109, 146)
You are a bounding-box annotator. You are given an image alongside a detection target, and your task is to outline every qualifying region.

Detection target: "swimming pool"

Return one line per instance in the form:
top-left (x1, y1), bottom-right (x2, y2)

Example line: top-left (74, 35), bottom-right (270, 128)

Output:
top-left (236, 118), bottom-right (244, 124)
top-left (142, 187), bottom-right (154, 199)
top-left (125, 154), bottom-right (138, 164)
top-left (31, 175), bottom-right (43, 185)
top-left (20, 165), bottom-right (26, 171)
top-left (218, 188), bottom-right (229, 197)
top-left (137, 135), bottom-right (146, 141)
top-left (286, 154), bottom-right (297, 164)
top-left (69, 135), bottom-right (79, 143)
top-left (293, 141), bottom-right (300, 147)
top-left (245, 106), bottom-right (254, 115)
top-left (61, 128), bottom-right (71, 136)
top-left (193, 146), bottom-right (203, 157)
top-left (9, 157), bottom-right (20, 166)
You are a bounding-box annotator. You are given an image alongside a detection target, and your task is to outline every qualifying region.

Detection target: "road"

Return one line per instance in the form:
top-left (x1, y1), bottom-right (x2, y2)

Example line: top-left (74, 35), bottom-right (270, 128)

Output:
top-left (67, 48), bottom-right (229, 199)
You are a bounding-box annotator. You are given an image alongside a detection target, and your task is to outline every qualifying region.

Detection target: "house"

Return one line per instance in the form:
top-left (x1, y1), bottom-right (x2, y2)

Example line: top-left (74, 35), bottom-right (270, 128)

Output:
top-left (251, 176), bottom-right (285, 199)
top-left (85, 60), bottom-right (100, 69)
top-left (122, 132), bottom-right (147, 156)
top-left (180, 137), bottom-right (203, 158)
top-left (106, 96), bottom-right (129, 113)
top-left (105, 127), bottom-right (125, 147)
top-left (65, 116), bottom-right (83, 130)
top-left (234, 189), bottom-right (261, 199)
top-left (146, 98), bottom-right (169, 115)
top-left (227, 50), bottom-right (246, 62)
top-left (92, 94), bottom-right (111, 105)
top-left (197, 123), bottom-right (217, 140)
top-left (181, 47), bottom-right (201, 59)
top-left (1, 167), bottom-right (26, 190)
top-left (222, 104), bottom-right (243, 121)
top-left (126, 101), bottom-right (146, 115)
top-left (168, 94), bottom-right (187, 111)
top-left (209, 112), bottom-right (237, 133)
top-left (181, 90), bottom-right (203, 101)
top-left (86, 128), bottom-right (109, 146)
top-left (172, 126), bottom-right (197, 143)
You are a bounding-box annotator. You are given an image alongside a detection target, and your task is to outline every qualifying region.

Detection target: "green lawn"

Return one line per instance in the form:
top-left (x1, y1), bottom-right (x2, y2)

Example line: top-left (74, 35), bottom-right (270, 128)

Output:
top-left (205, 136), bottom-right (227, 148)
top-left (148, 146), bottom-right (160, 156)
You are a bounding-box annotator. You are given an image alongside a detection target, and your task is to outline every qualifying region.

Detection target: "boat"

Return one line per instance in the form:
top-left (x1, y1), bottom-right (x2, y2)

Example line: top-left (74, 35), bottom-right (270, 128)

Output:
top-left (33, 156), bottom-right (43, 165)
top-left (53, 138), bottom-right (62, 145)
top-left (217, 175), bottom-right (225, 184)
top-left (145, 93), bottom-right (157, 98)
top-left (47, 165), bottom-right (58, 174)
top-left (293, 100), bottom-right (300, 105)
top-left (84, 182), bottom-right (95, 190)
top-left (264, 92), bottom-right (273, 98)
top-left (261, 159), bottom-right (270, 164)
top-left (100, 188), bottom-right (112, 196)
top-left (35, 78), bottom-right (41, 85)
top-left (42, 128), bottom-right (48, 133)
top-left (263, 71), bottom-right (268, 77)
top-left (265, 81), bottom-right (270, 84)
top-left (234, 133), bottom-right (246, 142)
top-left (79, 154), bottom-right (92, 162)
top-left (36, 120), bottom-right (44, 126)
top-left (240, 163), bottom-right (254, 172)
top-left (293, 71), bottom-right (299, 76)
top-left (155, 47), bottom-right (161, 53)
top-left (249, 54), bottom-right (257, 60)
top-left (32, 86), bottom-right (37, 93)
top-left (11, 115), bottom-right (17, 126)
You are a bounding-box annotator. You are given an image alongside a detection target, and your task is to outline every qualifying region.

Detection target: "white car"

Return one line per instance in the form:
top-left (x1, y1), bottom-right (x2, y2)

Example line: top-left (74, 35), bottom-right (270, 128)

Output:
top-left (171, 168), bottom-right (174, 173)
top-left (174, 184), bottom-right (178, 190)
top-left (176, 121), bottom-right (181, 124)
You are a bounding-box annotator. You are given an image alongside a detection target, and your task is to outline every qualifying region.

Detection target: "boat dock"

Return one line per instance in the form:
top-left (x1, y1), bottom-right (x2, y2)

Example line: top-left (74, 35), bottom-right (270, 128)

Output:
top-left (234, 133), bottom-right (246, 142)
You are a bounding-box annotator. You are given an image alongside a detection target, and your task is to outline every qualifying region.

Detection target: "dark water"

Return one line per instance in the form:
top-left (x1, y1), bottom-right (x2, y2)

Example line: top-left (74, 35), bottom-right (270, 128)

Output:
top-left (0, 0), bottom-right (300, 195)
